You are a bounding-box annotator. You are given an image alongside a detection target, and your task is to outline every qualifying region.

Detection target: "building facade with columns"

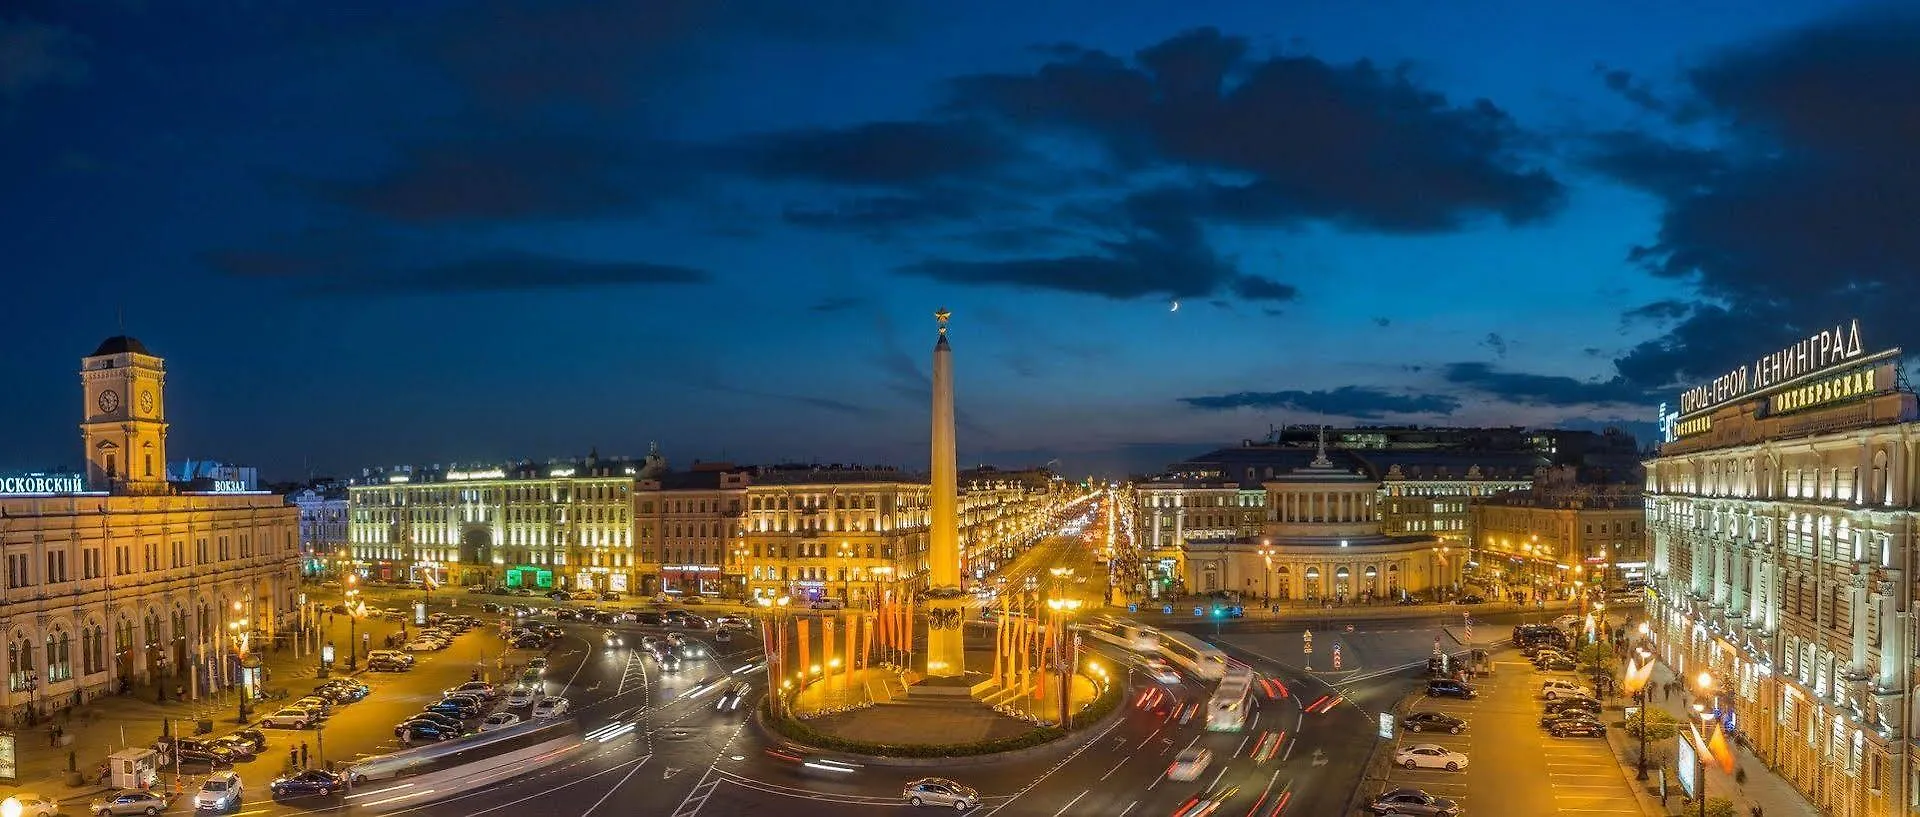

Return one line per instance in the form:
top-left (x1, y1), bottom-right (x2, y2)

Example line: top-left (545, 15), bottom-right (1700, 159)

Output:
top-left (347, 448), bottom-right (666, 592)
top-left (1175, 443), bottom-right (1450, 604)
top-left (1646, 321), bottom-right (1919, 817)
top-left (0, 336), bottom-right (299, 725)
top-left (741, 466), bottom-right (931, 606)
top-left (637, 464), bottom-right (751, 598)
top-left (1469, 466), bottom-right (1648, 598)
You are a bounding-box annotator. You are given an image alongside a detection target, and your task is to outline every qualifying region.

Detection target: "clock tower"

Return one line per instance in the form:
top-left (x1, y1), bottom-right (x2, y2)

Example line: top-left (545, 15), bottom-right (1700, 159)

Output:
top-left (79, 336), bottom-right (169, 493)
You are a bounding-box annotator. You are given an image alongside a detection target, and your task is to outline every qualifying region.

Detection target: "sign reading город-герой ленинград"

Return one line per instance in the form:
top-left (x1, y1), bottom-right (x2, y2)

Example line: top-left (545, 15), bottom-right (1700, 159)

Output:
top-left (1679, 318), bottom-right (1870, 416)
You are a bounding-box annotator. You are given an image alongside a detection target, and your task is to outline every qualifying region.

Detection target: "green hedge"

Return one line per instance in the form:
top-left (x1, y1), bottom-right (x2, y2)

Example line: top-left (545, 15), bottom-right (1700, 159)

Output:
top-left (765, 678), bottom-right (1124, 759)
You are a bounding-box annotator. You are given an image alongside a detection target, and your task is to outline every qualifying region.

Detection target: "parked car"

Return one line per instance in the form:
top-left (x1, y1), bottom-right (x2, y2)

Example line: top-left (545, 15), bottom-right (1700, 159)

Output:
top-left (292, 697), bottom-right (333, 717)
top-left (209, 735), bottom-right (258, 761)
top-left (1366, 788), bottom-right (1460, 816)
top-left (1167, 747), bottom-right (1212, 781)
top-left (1537, 654), bottom-right (1577, 672)
top-left (901, 778), bottom-right (980, 810)
top-left (423, 699), bottom-right (481, 719)
top-left (532, 696), bottom-right (571, 719)
top-left (1394, 744), bottom-right (1469, 772)
top-left (261, 707), bottom-right (315, 729)
top-left (1541, 679), bottom-right (1594, 699)
top-left (192, 771), bottom-right (243, 812)
top-left (480, 712), bottom-right (522, 732)
top-left (90, 790), bottom-right (171, 816)
top-left (528, 657), bottom-right (549, 671)
top-left (1425, 679), bottom-right (1476, 699)
top-left (505, 688), bottom-right (539, 708)
top-left (366, 650), bottom-right (414, 668)
top-left (1548, 718), bottom-right (1607, 738)
top-left (445, 681), bottom-right (498, 701)
top-left (1400, 711), bottom-right (1466, 734)
top-left (1544, 695), bottom-right (1603, 715)
top-left (1540, 709), bottom-right (1603, 729)
top-left (396, 721), bottom-right (455, 744)
top-left (172, 738), bottom-right (235, 767)
top-left (269, 769), bottom-right (345, 798)
top-left (512, 634), bottom-right (544, 649)
top-left (1453, 595), bottom-right (1485, 604)
top-left (224, 730), bottom-right (267, 753)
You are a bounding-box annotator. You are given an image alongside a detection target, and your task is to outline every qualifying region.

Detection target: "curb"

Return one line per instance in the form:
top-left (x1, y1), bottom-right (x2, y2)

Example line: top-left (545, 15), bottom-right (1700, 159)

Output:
top-left (1344, 688), bottom-right (1423, 815)
top-left (749, 687), bottom-right (1131, 768)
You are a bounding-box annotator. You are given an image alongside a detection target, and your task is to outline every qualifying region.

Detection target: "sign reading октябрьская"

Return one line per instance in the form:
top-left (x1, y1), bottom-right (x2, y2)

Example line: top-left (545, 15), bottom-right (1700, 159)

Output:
top-left (1680, 319), bottom-right (1868, 416)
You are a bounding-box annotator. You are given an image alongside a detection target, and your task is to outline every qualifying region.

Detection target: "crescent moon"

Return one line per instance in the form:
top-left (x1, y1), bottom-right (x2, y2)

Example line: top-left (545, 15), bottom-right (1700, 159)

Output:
top-left (1170, 300), bottom-right (1180, 312)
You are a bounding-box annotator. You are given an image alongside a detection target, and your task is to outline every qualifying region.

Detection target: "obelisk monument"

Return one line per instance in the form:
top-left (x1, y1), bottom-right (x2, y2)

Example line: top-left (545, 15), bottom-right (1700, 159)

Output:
top-left (924, 308), bottom-right (967, 677)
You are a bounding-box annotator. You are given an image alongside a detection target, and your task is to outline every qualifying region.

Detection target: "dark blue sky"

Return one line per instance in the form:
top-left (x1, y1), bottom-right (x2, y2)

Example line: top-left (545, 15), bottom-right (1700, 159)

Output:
top-left (5, 1), bottom-right (1918, 480)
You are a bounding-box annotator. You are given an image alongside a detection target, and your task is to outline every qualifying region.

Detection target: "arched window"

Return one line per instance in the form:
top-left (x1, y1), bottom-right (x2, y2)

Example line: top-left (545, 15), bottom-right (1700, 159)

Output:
top-left (7, 636), bottom-right (32, 691)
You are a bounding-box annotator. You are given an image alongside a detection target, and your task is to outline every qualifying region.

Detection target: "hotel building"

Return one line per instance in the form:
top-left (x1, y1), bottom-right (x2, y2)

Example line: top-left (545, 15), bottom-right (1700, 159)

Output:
top-left (1468, 466), bottom-right (1647, 597)
top-left (346, 448), bottom-right (665, 592)
top-left (0, 337), bottom-right (299, 725)
top-left (1646, 319), bottom-right (1918, 817)
top-left (741, 466), bottom-right (930, 606)
top-left (290, 483), bottom-right (348, 576)
top-left (637, 464), bottom-right (751, 597)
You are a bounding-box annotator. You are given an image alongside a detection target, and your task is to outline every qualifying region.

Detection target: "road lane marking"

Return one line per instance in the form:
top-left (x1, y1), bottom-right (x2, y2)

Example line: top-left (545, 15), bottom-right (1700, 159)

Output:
top-left (1206, 764), bottom-right (1229, 791)
top-left (1233, 734), bottom-right (1251, 758)
top-left (1049, 789), bottom-right (1088, 817)
top-left (1099, 756), bottom-right (1129, 780)
top-left (1116, 801), bottom-right (1137, 817)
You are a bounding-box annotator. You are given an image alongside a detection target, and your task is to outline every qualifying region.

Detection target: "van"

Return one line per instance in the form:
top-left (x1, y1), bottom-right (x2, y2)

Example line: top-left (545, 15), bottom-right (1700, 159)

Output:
top-left (1540, 679), bottom-right (1593, 699)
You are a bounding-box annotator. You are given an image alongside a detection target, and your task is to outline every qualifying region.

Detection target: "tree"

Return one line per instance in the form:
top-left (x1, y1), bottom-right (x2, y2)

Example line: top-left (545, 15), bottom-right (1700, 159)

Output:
top-left (1624, 706), bottom-right (1680, 742)
top-left (1577, 642), bottom-right (1618, 687)
top-left (1698, 796), bottom-right (1736, 817)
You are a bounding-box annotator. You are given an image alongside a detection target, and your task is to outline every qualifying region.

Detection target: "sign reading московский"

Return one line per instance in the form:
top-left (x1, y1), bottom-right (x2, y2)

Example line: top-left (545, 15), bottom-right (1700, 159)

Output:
top-left (1680, 319), bottom-right (1867, 416)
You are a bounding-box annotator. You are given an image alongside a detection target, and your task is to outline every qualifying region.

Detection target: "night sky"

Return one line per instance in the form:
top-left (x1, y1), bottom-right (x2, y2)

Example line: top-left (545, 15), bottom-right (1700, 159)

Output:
top-left (5, 1), bottom-right (1918, 480)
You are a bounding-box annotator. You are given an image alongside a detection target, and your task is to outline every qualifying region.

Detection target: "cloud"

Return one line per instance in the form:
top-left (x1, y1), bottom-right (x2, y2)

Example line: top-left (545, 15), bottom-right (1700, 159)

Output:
top-left (1178, 386), bottom-right (1461, 418)
top-left (0, 18), bottom-right (88, 103)
top-left (687, 381), bottom-right (876, 418)
top-left (782, 192), bottom-right (989, 235)
top-left (210, 239), bottom-right (711, 295)
top-left (809, 296), bottom-right (867, 313)
top-left (1373, 317), bottom-right (1391, 328)
top-left (730, 120), bottom-right (1022, 187)
top-left (1620, 299), bottom-right (1692, 327)
top-left (949, 27), bottom-right (1565, 232)
top-left (1581, 130), bottom-right (1724, 199)
top-left (320, 133), bottom-right (686, 224)
top-left (1480, 332), bottom-right (1508, 358)
top-left (1442, 362), bottom-right (1660, 407)
top-left (1591, 11), bottom-right (1920, 390)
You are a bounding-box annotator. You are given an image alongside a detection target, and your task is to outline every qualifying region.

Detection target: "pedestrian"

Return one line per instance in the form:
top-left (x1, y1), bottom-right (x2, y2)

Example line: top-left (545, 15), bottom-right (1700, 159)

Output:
top-left (175, 684), bottom-right (184, 701)
top-left (299, 742), bottom-right (309, 768)
top-left (289, 747), bottom-right (299, 769)
top-left (1750, 807), bottom-right (1762, 817)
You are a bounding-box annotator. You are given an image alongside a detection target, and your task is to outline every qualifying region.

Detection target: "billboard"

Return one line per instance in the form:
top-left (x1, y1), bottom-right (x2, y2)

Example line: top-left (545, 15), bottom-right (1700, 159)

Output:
top-left (1676, 733), bottom-right (1698, 798)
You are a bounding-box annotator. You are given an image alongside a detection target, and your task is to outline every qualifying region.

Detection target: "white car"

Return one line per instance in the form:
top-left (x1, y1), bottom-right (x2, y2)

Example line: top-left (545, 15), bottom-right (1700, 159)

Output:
top-left (505, 688), bottom-right (538, 708)
top-left (193, 771), bottom-right (242, 812)
top-left (1553, 614), bottom-right (1581, 629)
top-left (1395, 744), bottom-right (1469, 772)
top-left (1541, 679), bottom-right (1594, 699)
top-left (532, 696), bottom-right (571, 719)
top-left (1167, 747), bottom-right (1212, 781)
top-left (1144, 661), bottom-right (1181, 685)
top-left (479, 712), bottom-right (522, 732)
top-left (3, 793), bottom-right (57, 817)
top-left (261, 707), bottom-right (314, 728)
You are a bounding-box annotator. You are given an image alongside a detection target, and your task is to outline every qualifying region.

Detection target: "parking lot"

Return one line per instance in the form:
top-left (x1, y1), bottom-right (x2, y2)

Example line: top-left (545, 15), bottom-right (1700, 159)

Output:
top-left (1377, 654), bottom-right (1642, 815)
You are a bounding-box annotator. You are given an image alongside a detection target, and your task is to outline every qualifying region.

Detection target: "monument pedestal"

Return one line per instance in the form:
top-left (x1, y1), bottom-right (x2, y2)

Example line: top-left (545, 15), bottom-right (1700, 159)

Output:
top-left (924, 593), bottom-right (968, 678)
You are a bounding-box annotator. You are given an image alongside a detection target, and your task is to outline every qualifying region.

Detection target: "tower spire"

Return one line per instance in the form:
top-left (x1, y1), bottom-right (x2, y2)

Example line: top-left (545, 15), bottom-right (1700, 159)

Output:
top-left (1311, 424), bottom-right (1332, 468)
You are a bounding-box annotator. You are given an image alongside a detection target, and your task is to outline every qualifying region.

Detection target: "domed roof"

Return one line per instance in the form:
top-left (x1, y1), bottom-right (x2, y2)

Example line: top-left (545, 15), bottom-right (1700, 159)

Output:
top-left (91, 335), bottom-right (151, 356)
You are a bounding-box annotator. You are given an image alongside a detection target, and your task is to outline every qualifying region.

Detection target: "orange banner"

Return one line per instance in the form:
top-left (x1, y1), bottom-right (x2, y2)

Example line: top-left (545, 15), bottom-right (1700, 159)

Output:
top-left (843, 610), bottom-right (857, 685)
top-left (796, 618), bottom-right (811, 679)
top-left (823, 615), bottom-right (836, 675)
top-left (861, 612), bottom-right (873, 670)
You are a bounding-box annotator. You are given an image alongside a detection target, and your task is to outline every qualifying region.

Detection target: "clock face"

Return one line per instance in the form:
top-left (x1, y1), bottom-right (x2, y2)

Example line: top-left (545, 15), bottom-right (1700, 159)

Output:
top-left (98, 389), bottom-right (120, 414)
top-left (139, 390), bottom-right (154, 414)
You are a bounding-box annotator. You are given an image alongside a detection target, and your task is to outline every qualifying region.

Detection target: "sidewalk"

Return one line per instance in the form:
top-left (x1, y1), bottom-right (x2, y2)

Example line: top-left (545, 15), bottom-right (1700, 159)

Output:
top-left (4, 613), bottom-right (410, 801)
top-left (1637, 660), bottom-right (1817, 817)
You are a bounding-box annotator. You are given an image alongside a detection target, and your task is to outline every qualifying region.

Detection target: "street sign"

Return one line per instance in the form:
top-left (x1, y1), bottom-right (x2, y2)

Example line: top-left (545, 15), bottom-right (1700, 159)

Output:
top-left (1127, 603), bottom-right (1138, 613)
top-left (1377, 713), bottom-right (1394, 739)
top-left (1193, 606), bottom-right (1204, 617)
top-left (1163, 605), bottom-right (1173, 615)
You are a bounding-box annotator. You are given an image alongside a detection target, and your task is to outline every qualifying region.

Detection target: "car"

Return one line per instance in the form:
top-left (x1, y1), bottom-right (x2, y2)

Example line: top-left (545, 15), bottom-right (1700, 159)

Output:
top-left (261, 707), bottom-right (314, 729)
top-left (403, 711), bottom-right (464, 732)
top-left (713, 629), bottom-right (732, 643)
top-left (1553, 614), bottom-right (1582, 629)
top-left (441, 693), bottom-right (487, 711)
top-left (540, 625), bottom-right (564, 639)
top-left (269, 769), bottom-right (345, 798)
top-left (395, 720), bottom-right (455, 744)
top-left (631, 612), bottom-right (664, 626)
top-left (446, 681), bottom-right (498, 701)
top-left (1144, 660), bottom-right (1181, 685)
top-left (480, 712), bottom-right (523, 732)
top-left (1548, 718), bottom-right (1608, 738)
top-left (532, 696), bottom-right (571, 719)
top-left (649, 645), bottom-right (682, 670)
top-left (1394, 744), bottom-right (1469, 772)
top-left (292, 697), bottom-right (333, 717)
top-left (1454, 595), bottom-right (1485, 604)
top-left (1167, 747), bottom-right (1212, 781)
top-left (1400, 711), bottom-right (1466, 734)
top-left (3, 793), bottom-right (58, 817)
top-left (603, 630), bottom-right (623, 647)
top-left (482, 602), bottom-right (505, 613)
top-left (1541, 680), bottom-right (1594, 699)
top-left (665, 632), bottom-right (687, 647)
top-left (172, 738), bottom-right (235, 766)
top-left (193, 771), bottom-right (243, 812)
top-left (1366, 787), bottom-right (1461, 816)
top-left (1544, 694), bottom-right (1603, 715)
top-left (1540, 707), bottom-right (1602, 727)
top-left (423, 699), bottom-right (481, 719)
top-left (512, 635), bottom-right (544, 649)
top-left (716, 681), bottom-right (751, 711)
top-left (90, 790), bottom-right (171, 816)
top-left (313, 681), bottom-right (368, 703)
top-left (1529, 648), bottom-right (1570, 664)
top-left (675, 642), bottom-right (706, 659)
top-left (1424, 679), bottom-right (1476, 699)
top-left (404, 639), bottom-right (441, 652)
top-left (1537, 654), bottom-right (1577, 672)
top-left (901, 778), bottom-right (980, 810)
top-left (505, 688), bottom-right (539, 708)
top-left (208, 735), bottom-right (258, 761)
top-left (683, 595), bottom-right (706, 606)
top-left (555, 608), bottom-right (579, 621)
top-left (366, 650), bottom-right (414, 667)
top-left (224, 729), bottom-right (267, 753)
top-left (528, 657), bottom-right (549, 671)
top-left (518, 668), bottom-right (542, 687)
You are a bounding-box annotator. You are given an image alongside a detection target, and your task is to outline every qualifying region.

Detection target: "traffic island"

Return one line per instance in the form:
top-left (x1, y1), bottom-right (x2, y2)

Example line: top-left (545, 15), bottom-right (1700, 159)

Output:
top-left (759, 664), bottom-right (1123, 766)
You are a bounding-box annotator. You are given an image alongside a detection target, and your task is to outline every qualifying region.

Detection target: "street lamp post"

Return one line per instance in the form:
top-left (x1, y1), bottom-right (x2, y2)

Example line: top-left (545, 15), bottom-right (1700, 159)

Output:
top-left (838, 542), bottom-right (854, 604)
top-left (22, 670), bottom-right (38, 724)
top-left (1258, 542), bottom-right (1276, 608)
top-left (228, 600), bottom-right (252, 722)
top-left (1046, 597), bottom-right (1082, 728)
top-left (1691, 671), bottom-right (1716, 817)
top-left (344, 576), bottom-right (361, 670)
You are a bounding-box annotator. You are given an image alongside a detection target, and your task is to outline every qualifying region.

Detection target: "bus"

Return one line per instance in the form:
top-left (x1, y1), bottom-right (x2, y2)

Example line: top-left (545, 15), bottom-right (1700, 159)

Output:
top-left (1078, 616), bottom-right (1161, 653)
top-left (345, 718), bottom-right (580, 784)
top-left (1157, 631), bottom-right (1228, 681)
top-left (1205, 665), bottom-right (1255, 731)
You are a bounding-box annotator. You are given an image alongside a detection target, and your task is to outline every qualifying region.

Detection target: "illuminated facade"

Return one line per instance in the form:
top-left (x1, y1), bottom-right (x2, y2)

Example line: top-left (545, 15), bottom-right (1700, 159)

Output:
top-left (637, 465), bottom-right (750, 597)
top-left (1468, 468), bottom-right (1646, 597)
top-left (741, 466), bottom-right (929, 606)
top-left (291, 484), bottom-right (349, 576)
top-left (1647, 320), bottom-right (1917, 817)
top-left (1172, 435), bottom-right (1453, 604)
top-left (346, 448), bottom-right (665, 591)
top-left (0, 337), bottom-right (299, 725)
